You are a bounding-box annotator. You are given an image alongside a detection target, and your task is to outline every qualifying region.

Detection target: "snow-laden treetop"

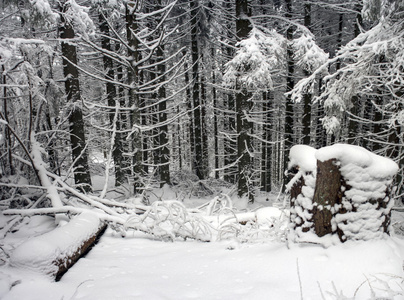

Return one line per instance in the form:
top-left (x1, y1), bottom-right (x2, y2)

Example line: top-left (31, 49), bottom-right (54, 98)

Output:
top-left (223, 28), bottom-right (285, 91)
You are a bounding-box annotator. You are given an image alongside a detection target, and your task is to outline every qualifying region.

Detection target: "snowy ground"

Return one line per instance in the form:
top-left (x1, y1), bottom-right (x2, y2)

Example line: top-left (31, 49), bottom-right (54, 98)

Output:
top-left (1, 206), bottom-right (403, 300)
top-left (0, 178), bottom-right (403, 299)
top-left (1, 227), bottom-right (403, 300)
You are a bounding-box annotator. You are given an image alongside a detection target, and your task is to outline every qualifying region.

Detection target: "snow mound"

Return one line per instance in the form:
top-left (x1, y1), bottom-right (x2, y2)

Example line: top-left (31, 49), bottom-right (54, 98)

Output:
top-left (10, 212), bottom-right (103, 277)
top-left (288, 144), bottom-right (317, 173)
top-left (316, 143), bottom-right (398, 179)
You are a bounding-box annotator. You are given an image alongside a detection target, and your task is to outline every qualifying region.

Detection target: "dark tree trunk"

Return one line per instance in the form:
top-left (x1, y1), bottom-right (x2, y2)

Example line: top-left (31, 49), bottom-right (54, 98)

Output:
top-left (116, 43), bottom-right (129, 180)
top-left (99, 11), bottom-right (125, 186)
top-left (184, 52), bottom-right (195, 171)
top-left (125, 3), bottom-right (142, 193)
top-left (283, 0), bottom-right (294, 192)
top-left (212, 48), bottom-right (219, 179)
top-left (59, 3), bottom-right (92, 192)
top-left (1, 61), bottom-right (14, 176)
top-left (156, 43), bottom-right (170, 187)
top-left (223, 40), bottom-right (237, 183)
top-left (302, 3), bottom-right (311, 146)
top-left (190, 0), bottom-right (205, 180)
top-left (200, 61), bottom-right (209, 178)
top-left (348, 5), bottom-right (363, 145)
top-left (235, 0), bottom-right (253, 201)
top-left (260, 91), bottom-right (272, 192)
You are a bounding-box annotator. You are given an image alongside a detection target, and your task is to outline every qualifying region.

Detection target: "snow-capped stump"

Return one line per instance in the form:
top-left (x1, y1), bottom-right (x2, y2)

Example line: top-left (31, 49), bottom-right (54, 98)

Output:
top-left (315, 144), bottom-right (398, 243)
top-left (286, 145), bottom-right (317, 241)
top-left (288, 144), bottom-right (398, 245)
top-left (10, 212), bottom-right (106, 281)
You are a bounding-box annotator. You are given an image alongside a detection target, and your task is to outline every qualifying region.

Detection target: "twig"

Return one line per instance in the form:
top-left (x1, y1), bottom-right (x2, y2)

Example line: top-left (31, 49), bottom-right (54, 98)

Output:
top-left (296, 258), bottom-right (304, 300)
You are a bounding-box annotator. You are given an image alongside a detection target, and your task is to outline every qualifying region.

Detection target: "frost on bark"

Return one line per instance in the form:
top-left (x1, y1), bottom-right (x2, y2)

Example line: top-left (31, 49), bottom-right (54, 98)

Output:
top-left (125, 1), bottom-right (142, 193)
top-left (59, 3), bottom-right (92, 192)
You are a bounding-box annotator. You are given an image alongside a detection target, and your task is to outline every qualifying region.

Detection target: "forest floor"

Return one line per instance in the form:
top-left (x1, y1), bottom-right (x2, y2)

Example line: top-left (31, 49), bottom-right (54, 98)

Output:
top-left (0, 182), bottom-right (404, 300)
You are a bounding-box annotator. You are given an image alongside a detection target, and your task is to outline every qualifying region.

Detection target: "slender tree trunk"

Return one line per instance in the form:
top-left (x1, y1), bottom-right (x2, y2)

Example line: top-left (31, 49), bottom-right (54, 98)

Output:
top-left (1, 61), bottom-right (14, 176)
top-left (59, 3), bottom-right (92, 192)
top-left (212, 50), bottom-right (219, 179)
top-left (348, 5), bottom-right (363, 145)
top-left (116, 43), bottom-right (129, 180)
top-left (125, 2), bottom-right (142, 193)
top-left (99, 10), bottom-right (125, 186)
top-left (224, 40), bottom-right (237, 183)
top-left (302, 3), bottom-right (311, 146)
top-left (184, 51), bottom-right (195, 171)
top-left (261, 92), bottom-right (272, 192)
top-left (156, 41), bottom-right (170, 186)
top-left (236, 0), bottom-right (253, 201)
top-left (283, 0), bottom-right (294, 192)
top-left (200, 58), bottom-right (209, 178)
top-left (190, 0), bottom-right (205, 180)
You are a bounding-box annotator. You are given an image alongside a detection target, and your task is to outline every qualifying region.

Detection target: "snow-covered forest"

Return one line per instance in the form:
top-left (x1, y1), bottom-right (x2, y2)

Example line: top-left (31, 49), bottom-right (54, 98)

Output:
top-left (0, 0), bottom-right (404, 299)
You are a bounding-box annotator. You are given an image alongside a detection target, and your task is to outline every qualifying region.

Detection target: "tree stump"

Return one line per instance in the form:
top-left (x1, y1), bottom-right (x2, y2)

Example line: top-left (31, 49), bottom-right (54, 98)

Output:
top-left (288, 144), bottom-right (398, 245)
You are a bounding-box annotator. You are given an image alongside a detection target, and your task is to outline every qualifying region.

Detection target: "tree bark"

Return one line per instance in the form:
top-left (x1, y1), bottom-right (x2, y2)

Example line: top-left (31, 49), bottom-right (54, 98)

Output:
top-left (125, 2), bottom-right (142, 193)
top-left (235, 0), bottom-right (253, 201)
top-left (311, 159), bottom-right (342, 237)
top-left (302, 3), bottom-right (311, 146)
top-left (156, 44), bottom-right (170, 187)
top-left (59, 2), bottom-right (92, 192)
top-left (260, 91), bottom-right (272, 192)
top-left (99, 10), bottom-right (125, 186)
top-left (283, 0), bottom-right (295, 192)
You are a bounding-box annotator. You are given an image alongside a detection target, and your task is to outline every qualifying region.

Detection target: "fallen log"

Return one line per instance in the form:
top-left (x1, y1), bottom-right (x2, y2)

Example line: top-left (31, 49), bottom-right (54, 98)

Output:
top-left (10, 212), bottom-right (106, 281)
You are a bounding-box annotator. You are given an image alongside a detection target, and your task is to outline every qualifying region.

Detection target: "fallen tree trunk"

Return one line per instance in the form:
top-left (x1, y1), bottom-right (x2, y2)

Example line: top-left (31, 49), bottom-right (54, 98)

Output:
top-left (10, 212), bottom-right (106, 281)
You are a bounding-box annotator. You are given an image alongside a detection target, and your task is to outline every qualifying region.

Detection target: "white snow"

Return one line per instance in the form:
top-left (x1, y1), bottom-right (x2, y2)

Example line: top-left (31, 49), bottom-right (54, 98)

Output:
top-left (287, 144), bottom-right (399, 244)
top-left (223, 28), bottom-right (285, 91)
top-left (9, 212), bottom-right (103, 278)
top-left (293, 33), bottom-right (329, 73)
top-left (316, 144), bottom-right (399, 179)
top-left (288, 145), bottom-right (317, 174)
top-left (1, 228), bottom-right (403, 300)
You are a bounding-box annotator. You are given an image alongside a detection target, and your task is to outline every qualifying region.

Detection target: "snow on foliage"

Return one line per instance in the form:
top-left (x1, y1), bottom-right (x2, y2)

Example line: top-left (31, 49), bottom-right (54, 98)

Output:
top-left (292, 33), bottom-right (328, 73)
top-left (288, 144), bottom-right (398, 245)
top-left (62, 0), bottom-right (96, 37)
top-left (27, 0), bottom-right (59, 26)
top-left (223, 28), bottom-right (285, 91)
top-left (9, 212), bottom-right (102, 278)
top-left (291, 4), bottom-right (404, 136)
